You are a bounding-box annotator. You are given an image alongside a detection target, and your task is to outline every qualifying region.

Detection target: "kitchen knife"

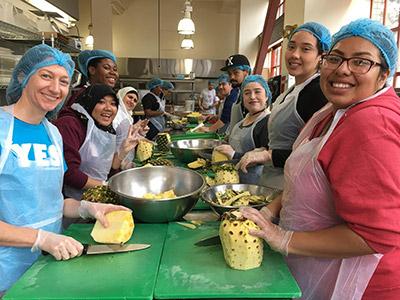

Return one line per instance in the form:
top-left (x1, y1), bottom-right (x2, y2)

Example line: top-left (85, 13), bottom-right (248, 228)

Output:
top-left (42, 243), bottom-right (151, 256)
top-left (194, 235), bottom-right (221, 247)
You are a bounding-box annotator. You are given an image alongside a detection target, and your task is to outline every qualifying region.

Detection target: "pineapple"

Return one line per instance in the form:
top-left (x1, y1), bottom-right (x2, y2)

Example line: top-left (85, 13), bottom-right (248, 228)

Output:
top-left (156, 133), bottom-right (171, 152)
top-left (212, 149), bottom-right (229, 163)
top-left (137, 140), bottom-right (153, 162)
top-left (91, 211), bottom-right (134, 244)
top-left (214, 164), bottom-right (239, 184)
top-left (187, 158), bottom-right (207, 169)
top-left (219, 210), bottom-right (263, 270)
top-left (82, 185), bottom-right (118, 204)
top-left (147, 158), bottom-right (174, 166)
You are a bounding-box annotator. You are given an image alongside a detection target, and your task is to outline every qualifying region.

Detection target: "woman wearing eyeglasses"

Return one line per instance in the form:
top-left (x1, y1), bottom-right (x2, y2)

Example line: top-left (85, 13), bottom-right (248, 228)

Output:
top-left (236, 22), bottom-right (330, 189)
top-left (241, 19), bottom-right (400, 299)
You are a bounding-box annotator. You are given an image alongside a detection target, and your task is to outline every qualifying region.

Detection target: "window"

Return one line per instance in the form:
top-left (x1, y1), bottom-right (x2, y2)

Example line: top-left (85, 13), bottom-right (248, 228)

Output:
top-left (265, 43), bottom-right (283, 77)
top-left (276, 0), bottom-right (285, 19)
top-left (371, 0), bottom-right (400, 87)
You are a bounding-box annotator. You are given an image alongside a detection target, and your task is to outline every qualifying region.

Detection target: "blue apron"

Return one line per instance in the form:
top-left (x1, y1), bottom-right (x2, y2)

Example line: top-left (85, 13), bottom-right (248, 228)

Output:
top-left (0, 106), bottom-right (64, 292)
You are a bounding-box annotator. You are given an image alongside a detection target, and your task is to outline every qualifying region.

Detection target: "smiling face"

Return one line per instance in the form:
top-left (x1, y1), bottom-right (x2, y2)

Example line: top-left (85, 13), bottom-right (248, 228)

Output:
top-left (320, 37), bottom-right (389, 109)
top-left (242, 82), bottom-right (267, 113)
top-left (218, 81), bottom-right (232, 98)
top-left (91, 94), bottom-right (118, 126)
top-left (285, 31), bottom-right (321, 84)
top-left (23, 65), bottom-right (70, 115)
top-left (88, 58), bottom-right (119, 87)
top-left (123, 92), bottom-right (138, 112)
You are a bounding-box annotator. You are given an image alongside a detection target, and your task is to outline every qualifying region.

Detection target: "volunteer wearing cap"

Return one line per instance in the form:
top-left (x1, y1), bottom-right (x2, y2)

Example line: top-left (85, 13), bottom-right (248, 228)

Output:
top-left (199, 80), bottom-right (219, 115)
top-left (197, 74), bottom-right (237, 134)
top-left (242, 19), bottom-right (400, 299)
top-left (113, 86), bottom-right (149, 169)
top-left (215, 75), bottom-right (271, 184)
top-left (0, 45), bottom-right (127, 294)
top-left (64, 49), bottom-right (119, 107)
top-left (142, 77), bottom-right (171, 140)
top-left (237, 22), bottom-right (330, 189)
top-left (54, 84), bottom-right (142, 201)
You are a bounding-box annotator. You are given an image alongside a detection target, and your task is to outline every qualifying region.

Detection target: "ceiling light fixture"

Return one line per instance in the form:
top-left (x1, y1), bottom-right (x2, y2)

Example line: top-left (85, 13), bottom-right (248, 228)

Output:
top-left (181, 36), bottom-right (194, 49)
top-left (85, 0), bottom-right (94, 50)
top-left (25, 0), bottom-right (76, 26)
top-left (177, 0), bottom-right (195, 35)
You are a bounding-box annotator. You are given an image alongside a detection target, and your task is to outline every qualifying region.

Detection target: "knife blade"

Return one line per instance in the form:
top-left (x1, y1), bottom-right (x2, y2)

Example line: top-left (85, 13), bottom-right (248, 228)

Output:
top-left (194, 235), bottom-right (221, 247)
top-left (42, 243), bottom-right (151, 256)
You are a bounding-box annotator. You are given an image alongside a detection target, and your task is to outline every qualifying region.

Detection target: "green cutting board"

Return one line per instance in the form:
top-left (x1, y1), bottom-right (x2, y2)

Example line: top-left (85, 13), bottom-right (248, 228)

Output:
top-left (4, 223), bottom-right (168, 300)
top-left (154, 222), bottom-right (301, 299)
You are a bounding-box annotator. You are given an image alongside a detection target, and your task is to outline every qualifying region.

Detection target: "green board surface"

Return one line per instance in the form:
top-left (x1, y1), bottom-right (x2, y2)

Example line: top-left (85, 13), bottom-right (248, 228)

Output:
top-left (154, 222), bottom-right (301, 299)
top-left (4, 223), bottom-right (168, 300)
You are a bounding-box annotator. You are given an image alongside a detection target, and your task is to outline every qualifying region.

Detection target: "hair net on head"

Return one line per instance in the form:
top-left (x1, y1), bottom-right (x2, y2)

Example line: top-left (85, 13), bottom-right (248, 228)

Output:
top-left (117, 86), bottom-right (139, 103)
top-left (146, 77), bottom-right (163, 90)
top-left (290, 22), bottom-right (332, 53)
top-left (332, 18), bottom-right (398, 77)
top-left (241, 75), bottom-right (272, 106)
top-left (217, 74), bottom-right (230, 84)
top-left (161, 80), bottom-right (174, 90)
top-left (77, 49), bottom-right (116, 78)
top-left (6, 44), bottom-right (74, 107)
top-left (77, 84), bottom-right (118, 116)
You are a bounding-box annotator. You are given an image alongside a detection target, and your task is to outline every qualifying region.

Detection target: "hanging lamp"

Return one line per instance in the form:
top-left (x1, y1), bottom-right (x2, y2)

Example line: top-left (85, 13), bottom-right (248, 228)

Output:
top-left (85, 0), bottom-right (94, 49)
top-left (181, 36), bottom-right (194, 49)
top-left (177, 0), bottom-right (195, 35)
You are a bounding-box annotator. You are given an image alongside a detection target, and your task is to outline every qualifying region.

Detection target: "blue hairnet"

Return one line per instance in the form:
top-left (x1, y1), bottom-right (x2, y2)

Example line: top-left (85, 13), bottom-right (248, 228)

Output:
top-left (332, 18), bottom-right (398, 77)
top-left (147, 77), bottom-right (163, 90)
top-left (290, 22), bottom-right (331, 53)
top-left (217, 74), bottom-right (230, 84)
top-left (232, 65), bottom-right (252, 74)
top-left (161, 80), bottom-right (174, 90)
top-left (241, 75), bottom-right (272, 106)
top-left (6, 44), bottom-right (74, 109)
top-left (77, 49), bottom-right (116, 78)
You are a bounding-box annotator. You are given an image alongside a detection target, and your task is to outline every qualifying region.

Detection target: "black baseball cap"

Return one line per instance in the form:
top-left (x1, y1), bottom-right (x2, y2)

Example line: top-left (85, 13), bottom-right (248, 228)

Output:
top-left (221, 54), bottom-right (251, 71)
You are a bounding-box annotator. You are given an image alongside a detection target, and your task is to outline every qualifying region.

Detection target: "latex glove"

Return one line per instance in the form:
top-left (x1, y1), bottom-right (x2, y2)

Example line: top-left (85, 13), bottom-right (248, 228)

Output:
top-left (215, 144), bottom-right (235, 159)
top-left (118, 125), bottom-right (142, 161)
top-left (134, 119), bottom-right (150, 137)
top-left (240, 207), bottom-right (293, 256)
top-left (259, 206), bottom-right (280, 224)
top-left (197, 126), bottom-right (210, 133)
top-left (78, 200), bottom-right (131, 227)
top-left (31, 229), bottom-right (83, 261)
top-left (236, 148), bottom-right (271, 173)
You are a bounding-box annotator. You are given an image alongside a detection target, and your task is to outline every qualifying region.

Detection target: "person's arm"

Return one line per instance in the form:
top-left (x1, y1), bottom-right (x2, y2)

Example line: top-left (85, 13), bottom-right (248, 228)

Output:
top-left (198, 119), bottom-right (225, 132)
top-left (144, 108), bottom-right (164, 117)
top-left (0, 221), bottom-right (37, 247)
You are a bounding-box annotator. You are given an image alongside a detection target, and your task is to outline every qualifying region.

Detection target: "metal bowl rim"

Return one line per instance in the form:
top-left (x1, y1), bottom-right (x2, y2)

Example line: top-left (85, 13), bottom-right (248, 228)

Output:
top-left (109, 166), bottom-right (206, 201)
top-left (169, 139), bottom-right (222, 150)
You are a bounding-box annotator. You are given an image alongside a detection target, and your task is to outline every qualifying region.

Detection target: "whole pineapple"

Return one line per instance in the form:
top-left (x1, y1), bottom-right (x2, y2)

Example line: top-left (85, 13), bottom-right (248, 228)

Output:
top-left (147, 158), bottom-right (174, 166)
top-left (137, 140), bottom-right (153, 162)
top-left (214, 164), bottom-right (239, 184)
top-left (219, 210), bottom-right (263, 270)
top-left (156, 133), bottom-right (171, 152)
top-left (82, 185), bottom-right (118, 204)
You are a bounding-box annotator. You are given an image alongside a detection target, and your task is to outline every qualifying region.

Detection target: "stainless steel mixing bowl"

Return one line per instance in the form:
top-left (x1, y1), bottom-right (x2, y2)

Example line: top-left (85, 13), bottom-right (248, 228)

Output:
top-left (201, 183), bottom-right (281, 216)
top-left (108, 166), bottom-right (205, 223)
top-left (169, 139), bottom-right (223, 163)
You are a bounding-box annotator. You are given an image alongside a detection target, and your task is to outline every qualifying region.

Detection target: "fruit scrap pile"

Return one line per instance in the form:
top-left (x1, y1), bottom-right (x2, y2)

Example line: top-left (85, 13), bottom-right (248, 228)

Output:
top-left (214, 189), bottom-right (266, 207)
top-left (82, 185), bottom-right (118, 204)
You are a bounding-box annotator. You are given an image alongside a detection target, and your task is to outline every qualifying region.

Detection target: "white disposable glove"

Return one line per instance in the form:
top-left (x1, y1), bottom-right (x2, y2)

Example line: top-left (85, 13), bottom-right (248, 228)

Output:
top-left (259, 206), bottom-right (280, 224)
top-left (240, 207), bottom-right (293, 256)
top-left (215, 144), bottom-right (235, 160)
top-left (78, 200), bottom-right (131, 227)
top-left (236, 148), bottom-right (271, 173)
top-left (118, 125), bottom-right (142, 161)
top-left (31, 229), bottom-right (83, 261)
top-left (134, 119), bottom-right (150, 137)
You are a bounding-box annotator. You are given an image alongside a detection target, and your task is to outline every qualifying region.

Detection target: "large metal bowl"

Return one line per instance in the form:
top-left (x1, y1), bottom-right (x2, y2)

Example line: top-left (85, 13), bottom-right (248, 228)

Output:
top-left (169, 139), bottom-right (223, 163)
top-left (201, 183), bottom-right (281, 216)
top-left (108, 166), bottom-right (205, 223)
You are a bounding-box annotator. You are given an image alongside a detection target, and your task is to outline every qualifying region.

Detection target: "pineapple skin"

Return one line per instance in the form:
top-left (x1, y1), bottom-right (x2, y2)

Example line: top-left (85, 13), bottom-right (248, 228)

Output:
top-left (137, 141), bottom-right (153, 162)
top-left (91, 211), bottom-right (134, 244)
top-left (219, 214), bottom-right (263, 270)
top-left (156, 133), bottom-right (171, 152)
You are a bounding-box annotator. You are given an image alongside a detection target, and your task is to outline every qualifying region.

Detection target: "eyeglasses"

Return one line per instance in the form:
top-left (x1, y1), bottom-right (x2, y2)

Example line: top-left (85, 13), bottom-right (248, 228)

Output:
top-left (321, 54), bottom-right (382, 74)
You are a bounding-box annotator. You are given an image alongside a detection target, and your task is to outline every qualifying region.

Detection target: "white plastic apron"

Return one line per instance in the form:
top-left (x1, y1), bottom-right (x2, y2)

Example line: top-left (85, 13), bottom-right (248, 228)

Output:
top-left (147, 92), bottom-right (165, 132)
top-left (63, 103), bottom-right (116, 200)
top-left (226, 87), bottom-right (242, 135)
top-left (0, 105), bottom-right (64, 292)
top-left (261, 73), bottom-right (319, 190)
top-left (230, 110), bottom-right (269, 184)
top-left (280, 103), bottom-right (382, 300)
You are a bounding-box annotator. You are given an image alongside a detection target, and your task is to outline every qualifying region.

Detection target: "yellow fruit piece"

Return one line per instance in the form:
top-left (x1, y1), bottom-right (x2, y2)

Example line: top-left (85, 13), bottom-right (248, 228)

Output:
top-left (212, 150), bottom-right (229, 163)
top-left (91, 211), bottom-right (134, 244)
top-left (142, 189), bottom-right (177, 200)
top-left (219, 212), bottom-right (263, 270)
top-left (187, 158), bottom-right (206, 169)
top-left (137, 140), bottom-right (153, 162)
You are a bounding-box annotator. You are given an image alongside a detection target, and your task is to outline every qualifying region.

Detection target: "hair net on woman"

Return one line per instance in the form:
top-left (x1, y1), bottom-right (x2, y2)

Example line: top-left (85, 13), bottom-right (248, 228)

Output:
top-left (146, 77), bottom-right (163, 90)
top-left (161, 80), bottom-right (174, 90)
top-left (6, 44), bottom-right (75, 118)
top-left (290, 22), bottom-right (332, 52)
top-left (241, 74), bottom-right (272, 106)
top-left (77, 49), bottom-right (116, 78)
top-left (117, 86), bottom-right (140, 104)
top-left (331, 18), bottom-right (398, 77)
top-left (217, 74), bottom-right (230, 84)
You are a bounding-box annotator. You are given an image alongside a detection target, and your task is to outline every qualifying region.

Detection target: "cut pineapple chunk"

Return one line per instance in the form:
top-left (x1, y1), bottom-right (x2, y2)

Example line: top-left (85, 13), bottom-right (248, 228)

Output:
top-left (212, 150), bottom-right (229, 163)
top-left (137, 140), bottom-right (153, 162)
top-left (90, 210), bottom-right (134, 244)
top-left (187, 158), bottom-right (206, 169)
